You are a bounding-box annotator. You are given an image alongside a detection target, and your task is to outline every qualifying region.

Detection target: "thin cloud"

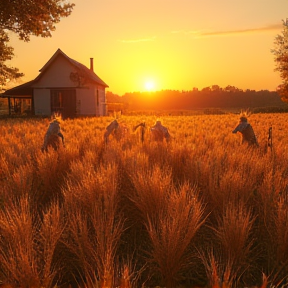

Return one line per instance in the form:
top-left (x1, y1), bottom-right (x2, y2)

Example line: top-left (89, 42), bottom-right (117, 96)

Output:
top-left (120, 23), bottom-right (282, 43)
top-left (199, 24), bottom-right (282, 37)
top-left (171, 23), bottom-right (283, 38)
top-left (121, 36), bottom-right (156, 43)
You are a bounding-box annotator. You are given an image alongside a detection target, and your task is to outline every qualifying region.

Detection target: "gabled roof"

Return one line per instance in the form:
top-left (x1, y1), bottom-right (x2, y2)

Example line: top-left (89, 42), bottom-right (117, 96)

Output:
top-left (1, 48), bottom-right (108, 97)
top-left (37, 48), bottom-right (109, 87)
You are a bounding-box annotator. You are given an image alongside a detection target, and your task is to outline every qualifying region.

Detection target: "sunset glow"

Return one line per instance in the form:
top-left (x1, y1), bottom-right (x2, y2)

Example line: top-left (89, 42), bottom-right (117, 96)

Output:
top-left (8, 0), bottom-right (288, 95)
top-left (144, 81), bottom-right (155, 91)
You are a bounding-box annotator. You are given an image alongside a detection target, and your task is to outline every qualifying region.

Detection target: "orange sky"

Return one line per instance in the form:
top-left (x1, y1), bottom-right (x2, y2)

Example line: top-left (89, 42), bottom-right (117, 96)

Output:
top-left (7, 0), bottom-right (288, 95)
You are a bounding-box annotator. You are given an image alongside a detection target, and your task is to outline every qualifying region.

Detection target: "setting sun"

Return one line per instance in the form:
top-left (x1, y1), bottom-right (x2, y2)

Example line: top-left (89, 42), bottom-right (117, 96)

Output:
top-left (144, 81), bottom-right (155, 91)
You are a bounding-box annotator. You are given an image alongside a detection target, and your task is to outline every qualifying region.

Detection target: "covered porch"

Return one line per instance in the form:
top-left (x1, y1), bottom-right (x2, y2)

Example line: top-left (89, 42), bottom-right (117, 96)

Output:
top-left (7, 95), bottom-right (33, 115)
top-left (1, 80), bottom-right (34, 116)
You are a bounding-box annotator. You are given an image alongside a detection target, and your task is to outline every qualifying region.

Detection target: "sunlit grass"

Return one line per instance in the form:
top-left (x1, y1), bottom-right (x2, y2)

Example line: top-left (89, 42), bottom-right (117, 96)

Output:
top-left (0, 113), bottom-right (288, 287)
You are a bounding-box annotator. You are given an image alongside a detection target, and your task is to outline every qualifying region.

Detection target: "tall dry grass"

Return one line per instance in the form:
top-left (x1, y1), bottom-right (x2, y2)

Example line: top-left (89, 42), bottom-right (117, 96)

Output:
top-left (61, 161), bottom-right (125, 287)
top-left (207, 201), bottom-right (255, 287)
top-left (0, 196), bottom-right (64, 287)
top-left (145, 183), bottom-right (205, 288)
top-left (1, 113), bottom-right (288, 287)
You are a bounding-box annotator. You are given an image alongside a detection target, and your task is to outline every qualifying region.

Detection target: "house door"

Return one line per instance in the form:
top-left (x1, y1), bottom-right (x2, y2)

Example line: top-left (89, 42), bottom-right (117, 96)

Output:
top-left (51, 89), bottom-right (76, 119)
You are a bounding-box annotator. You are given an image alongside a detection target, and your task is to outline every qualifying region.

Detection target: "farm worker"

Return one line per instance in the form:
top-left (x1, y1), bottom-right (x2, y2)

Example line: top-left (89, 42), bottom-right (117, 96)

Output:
top-left (104, 119), bottom-right (119, 144)
top-left (150, 120), bottom-right (171, 142)
top-left (41, 118), bottom-right (65, 152)
top-left (104, 119), bottom-right (129, 144)
top-left (232, 116), bottom-right (258, 146)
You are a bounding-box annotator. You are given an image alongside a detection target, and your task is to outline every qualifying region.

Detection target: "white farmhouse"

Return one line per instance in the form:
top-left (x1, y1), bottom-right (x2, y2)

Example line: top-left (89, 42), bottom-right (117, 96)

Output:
top-left (2, 49), bottom-right (109, 119)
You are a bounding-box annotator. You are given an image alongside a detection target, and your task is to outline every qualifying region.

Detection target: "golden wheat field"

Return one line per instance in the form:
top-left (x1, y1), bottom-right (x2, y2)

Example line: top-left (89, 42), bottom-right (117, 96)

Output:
top-left (1, 113), bottom-right (288, 288)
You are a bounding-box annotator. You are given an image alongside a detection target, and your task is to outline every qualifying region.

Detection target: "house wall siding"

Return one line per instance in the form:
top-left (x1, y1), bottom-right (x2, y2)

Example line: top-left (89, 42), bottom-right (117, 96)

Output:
top-left (98, 87), bottom-right (106, 116)
top-left (34, 89), bottom-right (51, 115)
top-left (33, 57), bottom-right (76, 88)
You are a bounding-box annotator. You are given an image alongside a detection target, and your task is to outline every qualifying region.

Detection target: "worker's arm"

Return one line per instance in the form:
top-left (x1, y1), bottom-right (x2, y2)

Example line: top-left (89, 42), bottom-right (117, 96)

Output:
top-left (58, 132), bottom-right (65, 146)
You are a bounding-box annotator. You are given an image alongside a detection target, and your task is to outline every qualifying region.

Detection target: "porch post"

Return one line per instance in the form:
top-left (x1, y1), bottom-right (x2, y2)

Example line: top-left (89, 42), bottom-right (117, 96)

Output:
top-left (31, 95), bottom-right (35, 115)
top-left (8, 97), bottom-right (11, 115)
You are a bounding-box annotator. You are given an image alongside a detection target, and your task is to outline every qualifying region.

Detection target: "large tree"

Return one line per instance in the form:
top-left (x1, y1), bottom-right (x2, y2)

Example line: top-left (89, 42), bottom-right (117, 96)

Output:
top-left (271, 19), bottom-right (288, 103)
top-left (0, 0), bottom-right (74, 91)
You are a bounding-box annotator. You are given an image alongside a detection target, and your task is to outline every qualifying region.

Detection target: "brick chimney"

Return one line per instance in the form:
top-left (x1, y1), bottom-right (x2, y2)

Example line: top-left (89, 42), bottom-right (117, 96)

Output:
top-left (90, 58), bottom-right (94, 72)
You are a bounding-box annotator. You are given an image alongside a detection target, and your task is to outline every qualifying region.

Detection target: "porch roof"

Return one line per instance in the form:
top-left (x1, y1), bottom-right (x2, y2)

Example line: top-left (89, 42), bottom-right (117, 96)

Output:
top-left (1, 80), bottom-right (35, 98)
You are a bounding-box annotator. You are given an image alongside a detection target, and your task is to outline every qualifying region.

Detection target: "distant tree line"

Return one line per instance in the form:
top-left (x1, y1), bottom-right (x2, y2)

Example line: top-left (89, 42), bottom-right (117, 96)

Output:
top-left (106, 85), bottom-right (288, 112)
